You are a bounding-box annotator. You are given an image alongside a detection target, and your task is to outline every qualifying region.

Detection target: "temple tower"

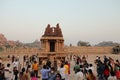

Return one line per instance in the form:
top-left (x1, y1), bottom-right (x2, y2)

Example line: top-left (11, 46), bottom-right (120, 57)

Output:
top-left (40, 24), bottom-right (64, 52)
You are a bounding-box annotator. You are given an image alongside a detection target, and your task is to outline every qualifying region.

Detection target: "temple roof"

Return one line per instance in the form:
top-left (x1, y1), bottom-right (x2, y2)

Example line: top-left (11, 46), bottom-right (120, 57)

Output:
top-left (42, 24), bottom-right (63, 37)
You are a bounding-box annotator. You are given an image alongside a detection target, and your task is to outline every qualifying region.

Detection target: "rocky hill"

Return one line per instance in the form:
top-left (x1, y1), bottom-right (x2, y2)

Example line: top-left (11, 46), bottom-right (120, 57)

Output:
top-left (0, 33), bottom-right (40, 48)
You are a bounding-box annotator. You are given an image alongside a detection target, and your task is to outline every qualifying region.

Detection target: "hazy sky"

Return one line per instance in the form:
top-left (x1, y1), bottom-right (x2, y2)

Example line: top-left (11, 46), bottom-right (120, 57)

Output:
top-left (0, 0), bottom-right (120, 45)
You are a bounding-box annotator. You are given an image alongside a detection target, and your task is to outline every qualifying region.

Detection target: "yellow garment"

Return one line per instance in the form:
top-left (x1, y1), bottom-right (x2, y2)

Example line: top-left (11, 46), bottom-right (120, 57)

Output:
top-left (64, 64), bottom-right (69, 74)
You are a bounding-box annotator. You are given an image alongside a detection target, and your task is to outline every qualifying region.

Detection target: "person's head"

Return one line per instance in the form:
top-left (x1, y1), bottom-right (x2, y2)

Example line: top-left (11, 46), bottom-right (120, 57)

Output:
top-left (20, 67), bottom-right (25, 75)
top-left (89, 64), bottom-right (93, 67)
top-left (88, 69), bottom-right (93, 74)
top-left (51, 67), bottom-right (55, 73)
top-left (22, 67), bottom-right (25, 73)
top-left (34, 61), bottom-right (37, 63)
top-left (61, 64), bottom-right (64, 68)
top-left (43, 65), bottom-right (47, 69)
top-left (13, 66), bottom-right (17, 71)
top-left (7, 63), bottom-right (10, 67)
top-left (76, 61), bottom-right (79, 65)
top-left (27, 65), bottom-right (31, 69)
top-left (31, 71), bottom-right (35, 77)
top-left (65, 61), bottom-right (68, 64)
top-left (80, 65), bottom-right (83, 68)
top-left (77, 68), bottom-right (80, 72)
top-left (116, 59), bottom-right (119, 62)
top-left (110, 71), bottom-right (115, 76)
top-left (55, 73), bottom-right (62, 80)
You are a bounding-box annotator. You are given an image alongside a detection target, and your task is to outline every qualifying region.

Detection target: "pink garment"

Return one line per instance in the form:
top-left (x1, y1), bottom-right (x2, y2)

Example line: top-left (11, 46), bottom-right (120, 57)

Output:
top-left (31, 77), bottom-right (38, 80)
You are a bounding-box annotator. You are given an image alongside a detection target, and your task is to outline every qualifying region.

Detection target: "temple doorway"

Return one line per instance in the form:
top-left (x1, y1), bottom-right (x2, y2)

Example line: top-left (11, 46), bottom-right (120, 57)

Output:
top-left (49, 40), bottom-right (55, 52)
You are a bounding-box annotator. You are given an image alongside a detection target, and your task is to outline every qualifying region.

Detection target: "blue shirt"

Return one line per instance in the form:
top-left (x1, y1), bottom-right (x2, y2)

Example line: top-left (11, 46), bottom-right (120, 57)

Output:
top-left (40, 68), bottom-right (51, 79)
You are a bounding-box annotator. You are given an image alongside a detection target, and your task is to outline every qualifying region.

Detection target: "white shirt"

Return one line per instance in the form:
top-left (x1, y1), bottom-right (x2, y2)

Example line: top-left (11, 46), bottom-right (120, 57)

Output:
top-left (13, 61), bottom-right (20, 70)
top-left (58, 67), bottom-right (66, 79)
top-left (5, 67), bottom-right (12, 79)
top-left (89, 66), bottom-right (94, 72)
top-left (108, 76), bottom-right (117, 80)
top-left (75, 71), bottom-right (84, 80)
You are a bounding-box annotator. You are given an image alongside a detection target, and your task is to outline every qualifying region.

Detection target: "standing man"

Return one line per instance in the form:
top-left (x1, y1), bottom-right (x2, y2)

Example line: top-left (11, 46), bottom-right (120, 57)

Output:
top-left (64, 61), bottom-right (69, 80)
top-left (32, 61), bottom-right (39, 78)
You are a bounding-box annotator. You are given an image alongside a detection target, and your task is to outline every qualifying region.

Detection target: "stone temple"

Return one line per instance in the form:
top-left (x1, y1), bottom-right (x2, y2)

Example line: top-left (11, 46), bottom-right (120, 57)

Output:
top-left (41, 23), bottom-right (64, 52)
top-left (39, 24), bottom-right (66, 61)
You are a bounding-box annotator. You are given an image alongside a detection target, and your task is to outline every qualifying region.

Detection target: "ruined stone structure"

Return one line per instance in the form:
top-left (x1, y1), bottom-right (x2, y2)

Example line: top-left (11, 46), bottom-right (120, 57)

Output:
top-left (112, 46), bottom-right (120, 54)
top-left (0, 24), bottom-right (116, 65)
top-left (40, 24), bottom-right (66, 61)
top-left (40, 24), bottom-right (64, 52)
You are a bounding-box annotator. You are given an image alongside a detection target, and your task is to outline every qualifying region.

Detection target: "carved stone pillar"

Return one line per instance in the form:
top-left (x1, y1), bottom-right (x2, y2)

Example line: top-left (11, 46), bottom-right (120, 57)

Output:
top-left (45, 40), bottom-right (48, 52)
top-left (56, 40), bottom-right (58, 52)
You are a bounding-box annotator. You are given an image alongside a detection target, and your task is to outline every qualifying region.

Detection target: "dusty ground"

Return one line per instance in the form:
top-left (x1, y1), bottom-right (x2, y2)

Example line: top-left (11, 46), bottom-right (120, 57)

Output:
top-left (0, 53), bottom-right (120, 80)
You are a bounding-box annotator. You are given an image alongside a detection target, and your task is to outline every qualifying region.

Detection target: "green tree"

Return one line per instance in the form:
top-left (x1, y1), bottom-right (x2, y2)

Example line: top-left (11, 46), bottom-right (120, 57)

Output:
top-left (77, 40), bottom-right (91, 46)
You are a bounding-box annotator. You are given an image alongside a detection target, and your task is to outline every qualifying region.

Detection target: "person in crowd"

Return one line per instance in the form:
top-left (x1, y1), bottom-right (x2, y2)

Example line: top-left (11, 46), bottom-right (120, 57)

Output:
top-left (48, 67), bottom-right (56, 80)
top-left (88, 64), bottom-right (94, 72)
top-left (13, 66), bottom-right (19, 80)
top-left (108, 71), bottom-right (117, 80)
top-left (64, 61), bottom-right (69, 80)
top-left (96, 60), bottom-right (105, 80)
top-left (58, 64), bottom-right (65, 80)
top-left (103, 64), bottom-right (110, 80)
top-left (4, 63), bottom-right (12, 80)
top-left (32, 61), bottom-right (39, 78)
top-left (86, 69), bottom-right (96, 80)
top-left (46, 59), bottom-right (51, 68)
top-left (19, 67), bottom-right (28, 80)
top-left (40, 65), bottom-right (51, 80)
top-left (31, 71), bottom-right (38, 80)
top-left (75, 69), bottom-right (83, 80)
top-left (104, 56), bottom-right (109, 64)
top-left (115, 60), bottom-right (120, 66)
top-left (0, 64), bottom-right (5, 80)
top-left (74, 61), bottom-right (80, 74)
top-left (25, 69), bottom-right (31, 80)
top-left (13, 59), bottom-right (19, 70)
top-left (55, 73), bottom-right (62, 80)
top-left (12, 55), bottom-right (15, 63)
top-left (116, 67), bottom-right (120, 80)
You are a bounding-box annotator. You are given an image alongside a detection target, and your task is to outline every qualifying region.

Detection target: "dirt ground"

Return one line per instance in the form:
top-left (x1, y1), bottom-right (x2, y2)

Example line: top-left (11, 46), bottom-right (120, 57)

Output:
top-left (0, 53), bottom-right (120, 80)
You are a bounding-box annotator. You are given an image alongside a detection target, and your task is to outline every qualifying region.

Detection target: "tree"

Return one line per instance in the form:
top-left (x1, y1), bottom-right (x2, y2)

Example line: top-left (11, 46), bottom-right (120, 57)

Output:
top-left (77, 40), bottom-right (91, 46)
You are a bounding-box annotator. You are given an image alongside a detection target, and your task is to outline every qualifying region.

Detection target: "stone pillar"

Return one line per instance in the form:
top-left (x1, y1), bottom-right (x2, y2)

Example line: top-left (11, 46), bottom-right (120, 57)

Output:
top-left (45, 40), bottom-right (48, 52)
top-left (62, 40), bottom-right (64, 49)
top-left (47, 40), bottom-right (49, 52)
top-left (56, 40), bottom-right (58, 52)
top-left (58, 40), bottom-right (61, 51)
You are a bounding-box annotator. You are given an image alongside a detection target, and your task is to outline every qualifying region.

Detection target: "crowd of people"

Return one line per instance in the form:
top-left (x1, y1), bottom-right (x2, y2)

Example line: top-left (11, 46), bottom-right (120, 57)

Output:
top-left (0, 55), bottom-right (39, 80)
top-left (95, 56), bottom-right (120, 80)
top-left (73, 55), bottom-right (120, 80)
top-left (0, 54), bottom-right (120, 80)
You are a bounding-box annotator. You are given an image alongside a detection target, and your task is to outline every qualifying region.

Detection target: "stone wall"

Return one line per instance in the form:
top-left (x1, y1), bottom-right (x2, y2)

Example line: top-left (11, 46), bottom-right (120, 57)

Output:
top-left (3, 47), bottom-right (40, 55)
top-left (0, 46), bottom-right (113, 55)
top-left (64, 46), bottom-right (113, 54)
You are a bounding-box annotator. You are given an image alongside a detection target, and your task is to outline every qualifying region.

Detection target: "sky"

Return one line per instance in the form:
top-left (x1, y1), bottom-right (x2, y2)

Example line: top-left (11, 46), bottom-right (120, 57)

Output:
top-left (0, 0), bottom-right (120, 45)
